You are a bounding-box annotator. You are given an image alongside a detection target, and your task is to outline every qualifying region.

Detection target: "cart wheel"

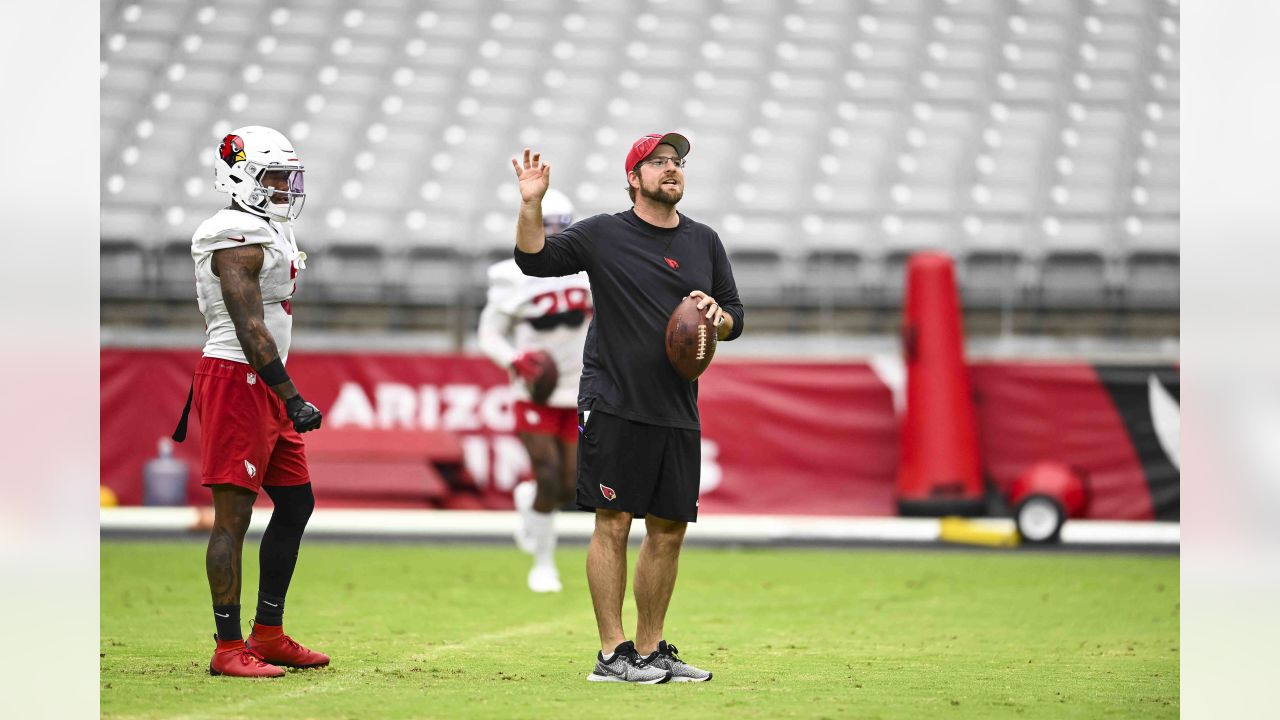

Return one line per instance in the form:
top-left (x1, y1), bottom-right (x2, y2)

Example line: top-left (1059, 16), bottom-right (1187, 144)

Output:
top-left (1015, 495), bottom-right (1066, 544)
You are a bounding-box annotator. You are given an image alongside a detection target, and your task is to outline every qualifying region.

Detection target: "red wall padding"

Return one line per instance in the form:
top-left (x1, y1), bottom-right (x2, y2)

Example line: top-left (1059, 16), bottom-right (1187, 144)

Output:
top-left (101, 349), bottom-right (1177, 519)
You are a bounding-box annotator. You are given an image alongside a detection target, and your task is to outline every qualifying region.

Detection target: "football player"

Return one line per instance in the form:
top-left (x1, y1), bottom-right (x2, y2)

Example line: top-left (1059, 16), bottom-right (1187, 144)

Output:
top-left (478, 188), bottom-right (592, 593)
top-left (173, 126), bottom-right (328, 677)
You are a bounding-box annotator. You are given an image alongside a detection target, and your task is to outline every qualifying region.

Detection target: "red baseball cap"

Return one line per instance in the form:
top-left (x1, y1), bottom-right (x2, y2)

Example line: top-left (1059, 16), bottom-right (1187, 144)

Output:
top-left (624, 132), bottom-right (691, 176)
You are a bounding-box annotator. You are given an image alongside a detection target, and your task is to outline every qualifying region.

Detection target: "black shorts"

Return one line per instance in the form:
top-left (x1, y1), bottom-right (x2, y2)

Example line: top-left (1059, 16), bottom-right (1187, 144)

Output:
top-left (576, 409), bottom-right (701, 522)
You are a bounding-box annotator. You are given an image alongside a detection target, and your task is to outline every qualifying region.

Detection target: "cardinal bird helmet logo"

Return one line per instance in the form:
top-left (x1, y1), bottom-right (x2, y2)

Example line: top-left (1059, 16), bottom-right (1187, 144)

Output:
top-left (219, 134), bottom-right (246, 167)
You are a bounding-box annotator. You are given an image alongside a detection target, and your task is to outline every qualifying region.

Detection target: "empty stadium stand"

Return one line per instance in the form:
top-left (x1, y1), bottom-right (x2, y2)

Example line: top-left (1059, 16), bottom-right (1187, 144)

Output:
top-left (101, 0), bottom-right (1179, 335)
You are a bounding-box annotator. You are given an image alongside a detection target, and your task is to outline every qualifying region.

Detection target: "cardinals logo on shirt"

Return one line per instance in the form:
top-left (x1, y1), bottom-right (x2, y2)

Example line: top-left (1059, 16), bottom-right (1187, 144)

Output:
top-left (663, 256), bottom-right (680, 270)
top-left (219, 134), bottom-right (246, 167)
top-left (599, 484), bottom-right (617, 501)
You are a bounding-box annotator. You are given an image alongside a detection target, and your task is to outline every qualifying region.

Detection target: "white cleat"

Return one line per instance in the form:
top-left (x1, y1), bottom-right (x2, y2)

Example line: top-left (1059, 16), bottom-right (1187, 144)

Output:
top-left (512, 480), bottom-right (537, 554)
top-left (527, 564), bottom-right (562, 593)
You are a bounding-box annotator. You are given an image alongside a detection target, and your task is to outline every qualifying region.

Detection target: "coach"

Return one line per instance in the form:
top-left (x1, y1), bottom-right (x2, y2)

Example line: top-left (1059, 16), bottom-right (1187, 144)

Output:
top-left (511, 133), bottom-right (744, 683)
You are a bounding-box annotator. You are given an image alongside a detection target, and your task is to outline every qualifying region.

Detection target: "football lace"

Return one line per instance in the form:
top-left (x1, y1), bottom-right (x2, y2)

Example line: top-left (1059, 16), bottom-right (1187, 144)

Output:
top-left (696, 324), bottom-right (707, 360)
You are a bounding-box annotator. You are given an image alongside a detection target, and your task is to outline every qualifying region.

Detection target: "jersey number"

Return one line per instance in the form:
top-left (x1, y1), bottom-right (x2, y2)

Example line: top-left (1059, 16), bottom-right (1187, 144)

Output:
top-left (530, 288), bottom-right (589, 318)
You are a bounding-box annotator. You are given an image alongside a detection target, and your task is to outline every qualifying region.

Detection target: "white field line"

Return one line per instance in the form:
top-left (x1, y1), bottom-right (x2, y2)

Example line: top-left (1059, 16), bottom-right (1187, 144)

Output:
top-left (101, 508), bottom-right (1178, 546)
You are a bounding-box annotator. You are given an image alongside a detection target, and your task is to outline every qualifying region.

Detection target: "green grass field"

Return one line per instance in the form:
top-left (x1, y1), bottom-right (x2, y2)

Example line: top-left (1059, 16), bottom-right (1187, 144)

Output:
top-left (101, 541), bottom-right (1178, 719)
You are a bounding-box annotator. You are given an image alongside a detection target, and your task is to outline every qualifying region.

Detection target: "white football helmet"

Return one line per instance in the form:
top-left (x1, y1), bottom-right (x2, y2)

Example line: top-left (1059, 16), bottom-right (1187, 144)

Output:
top-left (213, 125), bottom-right (305, 222)
top-left (542, 188), bottom-right (574, 233)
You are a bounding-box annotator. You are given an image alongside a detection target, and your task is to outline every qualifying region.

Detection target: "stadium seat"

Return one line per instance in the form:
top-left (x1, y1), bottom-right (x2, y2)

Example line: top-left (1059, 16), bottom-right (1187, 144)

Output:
top-left (801, 245), bottom-right (866, 306)
top-left (101, 240), bottom-right (152, 299)
top-left (1085, 44), bottom-right (1143, 75)
top-left (401, 246), bottom-right (469, 305)
top-left (310, 243), bottom-right (392, 304)
top-left (104, 35), bottom-right (169, 65)
top-left (342, 5), bottom-right (410, 39)
top-left (101, 206), bottom-right (160, 244)
top-left (924, 41), bottom-right (987, 73)
top-left (885, 219), bottom-right (953, 258)
top-left (1009, 15), bottom-right (1071, 44)
top-left (1091, 0), bottom-right (1149, 17)
top-left (1053, 159), bottom-right (1119, 214)
top-left (100, 62), bottom-right (153, 104)
top-left (879, 252), bottom-right (918, 308)
top-left (993, 70), bottom-right (1061, 102)
top-left (1086, 17), bottom-right (1145, 46)
top-left (1039, 252), bottom-right (1113, 309)
top-left (1151, 73), bottom-right (1180, 103)
top-left (1123, 252), bottom-right (1179, 309)
top-left (1126, 217), bottom-right (1179, 255)
top-left (1006, 44), bottom-right (1067, 74)
top-left (155, 239), bottom-right (196, 300)
top-left (727, 248), bottom-right (793, 305)
top-left (178, 32), bottom-right (239, 64)
top-left (961, 250), bottom-right (1028, 309)
top-left (944, 13), bottom-right (1000, 44)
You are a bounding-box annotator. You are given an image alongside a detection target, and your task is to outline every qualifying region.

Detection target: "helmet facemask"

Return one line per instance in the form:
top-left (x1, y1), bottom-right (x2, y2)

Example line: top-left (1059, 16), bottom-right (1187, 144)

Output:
top-left (242, 164), bottom-right (306, 222)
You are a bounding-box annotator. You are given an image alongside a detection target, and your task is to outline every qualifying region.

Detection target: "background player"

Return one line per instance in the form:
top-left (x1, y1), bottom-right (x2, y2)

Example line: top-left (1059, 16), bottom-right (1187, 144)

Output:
top-left (478, 189), bottom-right (593, 593)
top-left (176, 126), bottom-right (328, 677)
top-left (511, 135), bottom-right (744, 683)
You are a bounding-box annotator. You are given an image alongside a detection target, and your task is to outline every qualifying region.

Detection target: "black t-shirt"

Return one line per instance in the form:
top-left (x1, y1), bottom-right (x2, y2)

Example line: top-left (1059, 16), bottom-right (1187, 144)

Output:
top-left (514, 209), bottom-right (745, 430)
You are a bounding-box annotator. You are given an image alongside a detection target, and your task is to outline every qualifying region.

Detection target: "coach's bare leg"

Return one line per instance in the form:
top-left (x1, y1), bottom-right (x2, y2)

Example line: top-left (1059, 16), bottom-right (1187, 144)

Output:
top-left (634, 515), bottom-right (688, 655)
top-left (206, 484), bottom-right (257, 605)
top-left (587, 508), bottom-right (632, 652)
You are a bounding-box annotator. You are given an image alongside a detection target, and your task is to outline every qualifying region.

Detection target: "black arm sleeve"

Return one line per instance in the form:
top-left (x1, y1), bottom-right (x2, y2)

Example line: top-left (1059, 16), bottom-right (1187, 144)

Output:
top-left (513, 218), bottom-right (595, 277)
top-left (711, 233), bottom-right (745, 341)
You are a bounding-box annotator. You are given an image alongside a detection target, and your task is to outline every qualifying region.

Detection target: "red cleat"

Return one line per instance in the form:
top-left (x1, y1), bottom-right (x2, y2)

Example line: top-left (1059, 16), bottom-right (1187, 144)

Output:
top-left (209, 635), bottom-right (285, 678)
top-left (246, 623), bottom-right (330, 669)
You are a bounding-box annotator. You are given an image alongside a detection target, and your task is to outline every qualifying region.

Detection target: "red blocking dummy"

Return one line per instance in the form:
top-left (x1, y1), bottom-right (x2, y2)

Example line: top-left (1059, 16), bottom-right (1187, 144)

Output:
top-left (895, 252), bottom-right (986, 516)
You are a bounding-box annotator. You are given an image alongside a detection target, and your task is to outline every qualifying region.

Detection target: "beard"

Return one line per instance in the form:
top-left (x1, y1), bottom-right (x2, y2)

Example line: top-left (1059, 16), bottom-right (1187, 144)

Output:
top-left (639, 178), bottom-right (683, 206)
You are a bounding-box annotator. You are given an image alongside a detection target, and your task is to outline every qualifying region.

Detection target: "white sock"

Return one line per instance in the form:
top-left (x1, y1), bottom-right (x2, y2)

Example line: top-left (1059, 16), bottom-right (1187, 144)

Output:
top-left (529, 511), bottom-right (556, 566)
top-left (601, 652), bottom-right (615, 662)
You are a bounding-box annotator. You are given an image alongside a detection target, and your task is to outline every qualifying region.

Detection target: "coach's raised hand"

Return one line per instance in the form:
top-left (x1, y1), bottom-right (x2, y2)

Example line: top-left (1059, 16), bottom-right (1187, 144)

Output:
top-left (512, 147), bottom-right (552, 253)
top-left (512, 147), bottom-right (551, 201)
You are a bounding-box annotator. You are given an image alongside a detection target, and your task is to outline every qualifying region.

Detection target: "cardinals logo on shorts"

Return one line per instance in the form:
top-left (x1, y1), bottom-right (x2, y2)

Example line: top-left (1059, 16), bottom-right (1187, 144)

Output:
top-left (599, 484), bottom-right (617, 501)
top-left (219, 134), bottom-right (246, 167)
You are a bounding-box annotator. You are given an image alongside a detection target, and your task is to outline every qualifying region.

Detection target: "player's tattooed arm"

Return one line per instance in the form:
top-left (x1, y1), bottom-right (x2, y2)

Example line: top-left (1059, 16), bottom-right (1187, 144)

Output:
top-left (212, 244), bottom-right (300, 401)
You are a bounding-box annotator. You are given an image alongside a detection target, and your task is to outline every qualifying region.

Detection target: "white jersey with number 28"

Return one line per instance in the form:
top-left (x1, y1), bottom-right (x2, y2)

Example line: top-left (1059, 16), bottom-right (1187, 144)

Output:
top-left (477, 259), bottom-right (592, 408)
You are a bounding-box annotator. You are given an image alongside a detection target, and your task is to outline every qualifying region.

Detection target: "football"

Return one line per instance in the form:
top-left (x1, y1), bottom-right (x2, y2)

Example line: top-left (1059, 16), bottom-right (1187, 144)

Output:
top-left (665, 296), bottom-right (718, 381)
top-left (524, 350), bottom-right (559, 404)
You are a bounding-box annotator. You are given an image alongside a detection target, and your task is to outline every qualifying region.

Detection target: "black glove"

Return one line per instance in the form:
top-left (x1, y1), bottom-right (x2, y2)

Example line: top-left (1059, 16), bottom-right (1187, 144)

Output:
top-left (285, 394), bottom-right (323, 433)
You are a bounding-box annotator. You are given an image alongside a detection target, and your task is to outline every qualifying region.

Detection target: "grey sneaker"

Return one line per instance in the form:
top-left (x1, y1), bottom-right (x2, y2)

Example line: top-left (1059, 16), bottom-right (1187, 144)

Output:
top-left (645, 640), bottom-right (713, 682)
top-left (587, 641), bottom-right (672, 684)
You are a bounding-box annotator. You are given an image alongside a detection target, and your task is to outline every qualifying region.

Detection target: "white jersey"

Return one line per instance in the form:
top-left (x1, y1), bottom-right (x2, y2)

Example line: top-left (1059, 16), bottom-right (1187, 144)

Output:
top-left (191, 208), bottom-right (307, 364)
top-left (477, 259), bottom-right (592, 408)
